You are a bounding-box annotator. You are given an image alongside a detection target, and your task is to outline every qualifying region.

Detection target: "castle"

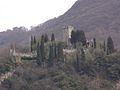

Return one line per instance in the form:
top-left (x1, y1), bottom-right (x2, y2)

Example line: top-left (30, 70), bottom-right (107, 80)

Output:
top-left (63, 26), bottom-right (75, 46)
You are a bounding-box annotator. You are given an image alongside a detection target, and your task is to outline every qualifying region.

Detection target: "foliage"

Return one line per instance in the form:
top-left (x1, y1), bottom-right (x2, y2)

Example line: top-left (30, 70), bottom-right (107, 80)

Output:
top-left (70, 30), bottom-right (86, 46)
top-left (33, 36), bottom-right (36, 44)
top-left (51, 33), bottom-right (55, 41)
top-left (30, 36), bottom-right (33, 52)
top-left (107, 36), bottom-right (114, 55)
top-left (31, 35), bottom-right (37, 52)
top-left (57, 42), bottom-right (64, 62)
top-left (0, 64), bottom-right (11, 74)
top-left (2, 78), bottom-right (13, 89)
top-left (103, 40), bottom-right (106, 52)
top-left (77, 30), bottom-right (86, 46)
top-left (48, 45), bottom-right (54, 66)
top-left (44, 34), bottom-right (49, 43)
top-left (36, 43), bottom-right (42, 66)
top-left (70, 30), bottom-right (76, 45)
top-left (2, 31), bottom-right (119, 90)
top-left (40, 35), bottom-right (45, 62)
top-left (93, 38), bottom-right (96, 48)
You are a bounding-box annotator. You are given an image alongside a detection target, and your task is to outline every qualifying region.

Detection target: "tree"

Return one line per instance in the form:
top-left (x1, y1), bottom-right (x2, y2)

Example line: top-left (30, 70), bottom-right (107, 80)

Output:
top-left (54, 43), bottom-right (58, 59)
top-left (44, 34), bottom-right (49, 43)
top-left (81, 48), bottom-right (85, 61)
top-left (36, 43), bottom-right (42, 66)
top-left (41, 35), bottom-right (45, 42)
top-left (70, 30), bottom-right (86, 47)
top-left (33, 36), bottom-right (36, 44)
top-left (78, 30), bottom-right (86, 46)
top-left (57, 42), bottom-right (64, 62)
top-left (107, 36), bottom-right (114, 55)
top-left (51, 33), bottom-right (55, 41)
top-left (48, 45), bottom-right (54, 66)
top-left (93, 38), bottom-right (96, 48)
top-left (75, 47), bottom-right (86, 74)
top-left (2, 79), bottom-right (12, 89)
top-left (70, 30), bottom-right (76, 45)
top-left (40, 35), bottom-right (45, 62)
top-left (103, 40), bottom-right (106, 52)
top-left (76, 52), bottom-right (80, 72)
top-left (30, 35), bottom-right (33, 52)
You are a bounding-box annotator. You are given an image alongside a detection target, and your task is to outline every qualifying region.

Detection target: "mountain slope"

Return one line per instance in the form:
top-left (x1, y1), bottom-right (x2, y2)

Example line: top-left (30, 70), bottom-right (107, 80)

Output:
top-left (0, 0), bottom-right (120, 48)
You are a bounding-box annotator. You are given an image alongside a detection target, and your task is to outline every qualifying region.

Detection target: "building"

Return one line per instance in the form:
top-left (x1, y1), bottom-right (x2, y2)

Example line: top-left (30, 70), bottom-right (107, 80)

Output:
top-left (63, 26), bottom-right (75, 45)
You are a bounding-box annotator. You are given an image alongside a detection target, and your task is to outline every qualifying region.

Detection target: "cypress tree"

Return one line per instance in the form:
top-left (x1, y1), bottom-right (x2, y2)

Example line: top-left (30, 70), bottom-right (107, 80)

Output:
top-left (40, 35), bottom-right (45, 62)
top-left (51, 33), bottom-right (55, 41)
top-left (93, 38), bottom-right (96, 48)
top-left (76, 30), bottom-right (80, 42)
top-left (71, 30), bottom-right (86, 46)
top-left (51, 43), bottom-right (55, 59)
top-left (103, 40), bottom-right (106, 52)
top-left (41, 35), bottom-right (45, 42)
top-left (76, 47), bottom-right (85, 73)
top-left (36, 43), bottom-right (42, 66)
top-left (48, 45), bottom-right (54, 66)
top-left (70, 30), bottom-right (76, 45)
top-left (34, 36), bottom-right (36, 44)
top-left (107, 36), bottom-right (114, 55)
top-left (58, 42), bottom-right (64, 62)
top-left (54, 43), bottom-right (58, 59)
top-left (78, 30), bottom-right (86, 46)
top-left (31, 35), bottom-right (33, 52)
top-left (44, 34), bottom-right (49, 43)
top-left (79, 48), bottom-right (86, 74)
top-left (76, 53), bottom-right (80, 72)
top-left (81, 48), bottom-right (85, 61)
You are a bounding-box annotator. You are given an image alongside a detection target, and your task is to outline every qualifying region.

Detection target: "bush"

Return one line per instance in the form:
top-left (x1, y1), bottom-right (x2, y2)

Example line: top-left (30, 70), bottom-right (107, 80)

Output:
top-left (20, 85), bottom-right (30, 90)
top-left (2, 79), bottom-right (13, 89)
top-left (0, 64), bottom-right (10, 74)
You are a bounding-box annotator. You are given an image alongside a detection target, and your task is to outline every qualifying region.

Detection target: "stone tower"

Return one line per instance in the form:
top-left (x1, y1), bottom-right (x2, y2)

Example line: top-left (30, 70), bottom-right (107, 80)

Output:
top-left (63, 26), bottom-right (75, 45)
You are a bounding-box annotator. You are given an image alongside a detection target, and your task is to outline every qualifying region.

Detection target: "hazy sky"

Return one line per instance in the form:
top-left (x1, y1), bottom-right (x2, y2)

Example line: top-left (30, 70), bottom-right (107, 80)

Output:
top-left (0, 0), bottom-right (77, 31)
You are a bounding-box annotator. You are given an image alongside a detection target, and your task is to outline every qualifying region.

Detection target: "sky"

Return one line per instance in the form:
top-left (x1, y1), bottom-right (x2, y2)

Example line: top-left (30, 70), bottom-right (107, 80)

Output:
top-left (0, 0), bottom-right (77, 31)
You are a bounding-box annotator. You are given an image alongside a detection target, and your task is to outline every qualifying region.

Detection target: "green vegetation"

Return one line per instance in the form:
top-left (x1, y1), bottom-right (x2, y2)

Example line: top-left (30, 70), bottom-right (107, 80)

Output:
top-left (30, 35), bottom-right (37, 52)
top-left (70, 30), bottom-right (86, 47)
top-left (107, 36), bottom-right (114, 55)
top-left (0, 48), bottom-right (13, 74)
top-left (40, 35), bottom-right (45, 62)
top-left (51, 33), bottom-right (55, 41)
top-left (0, 31), bottom-right (119, 90)
top-left (93, 38), bottom-right (96, 48)
top-left (44, 34), bottom-right (49, 43)
top-left (36, 42), bottom-right (42, 66)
